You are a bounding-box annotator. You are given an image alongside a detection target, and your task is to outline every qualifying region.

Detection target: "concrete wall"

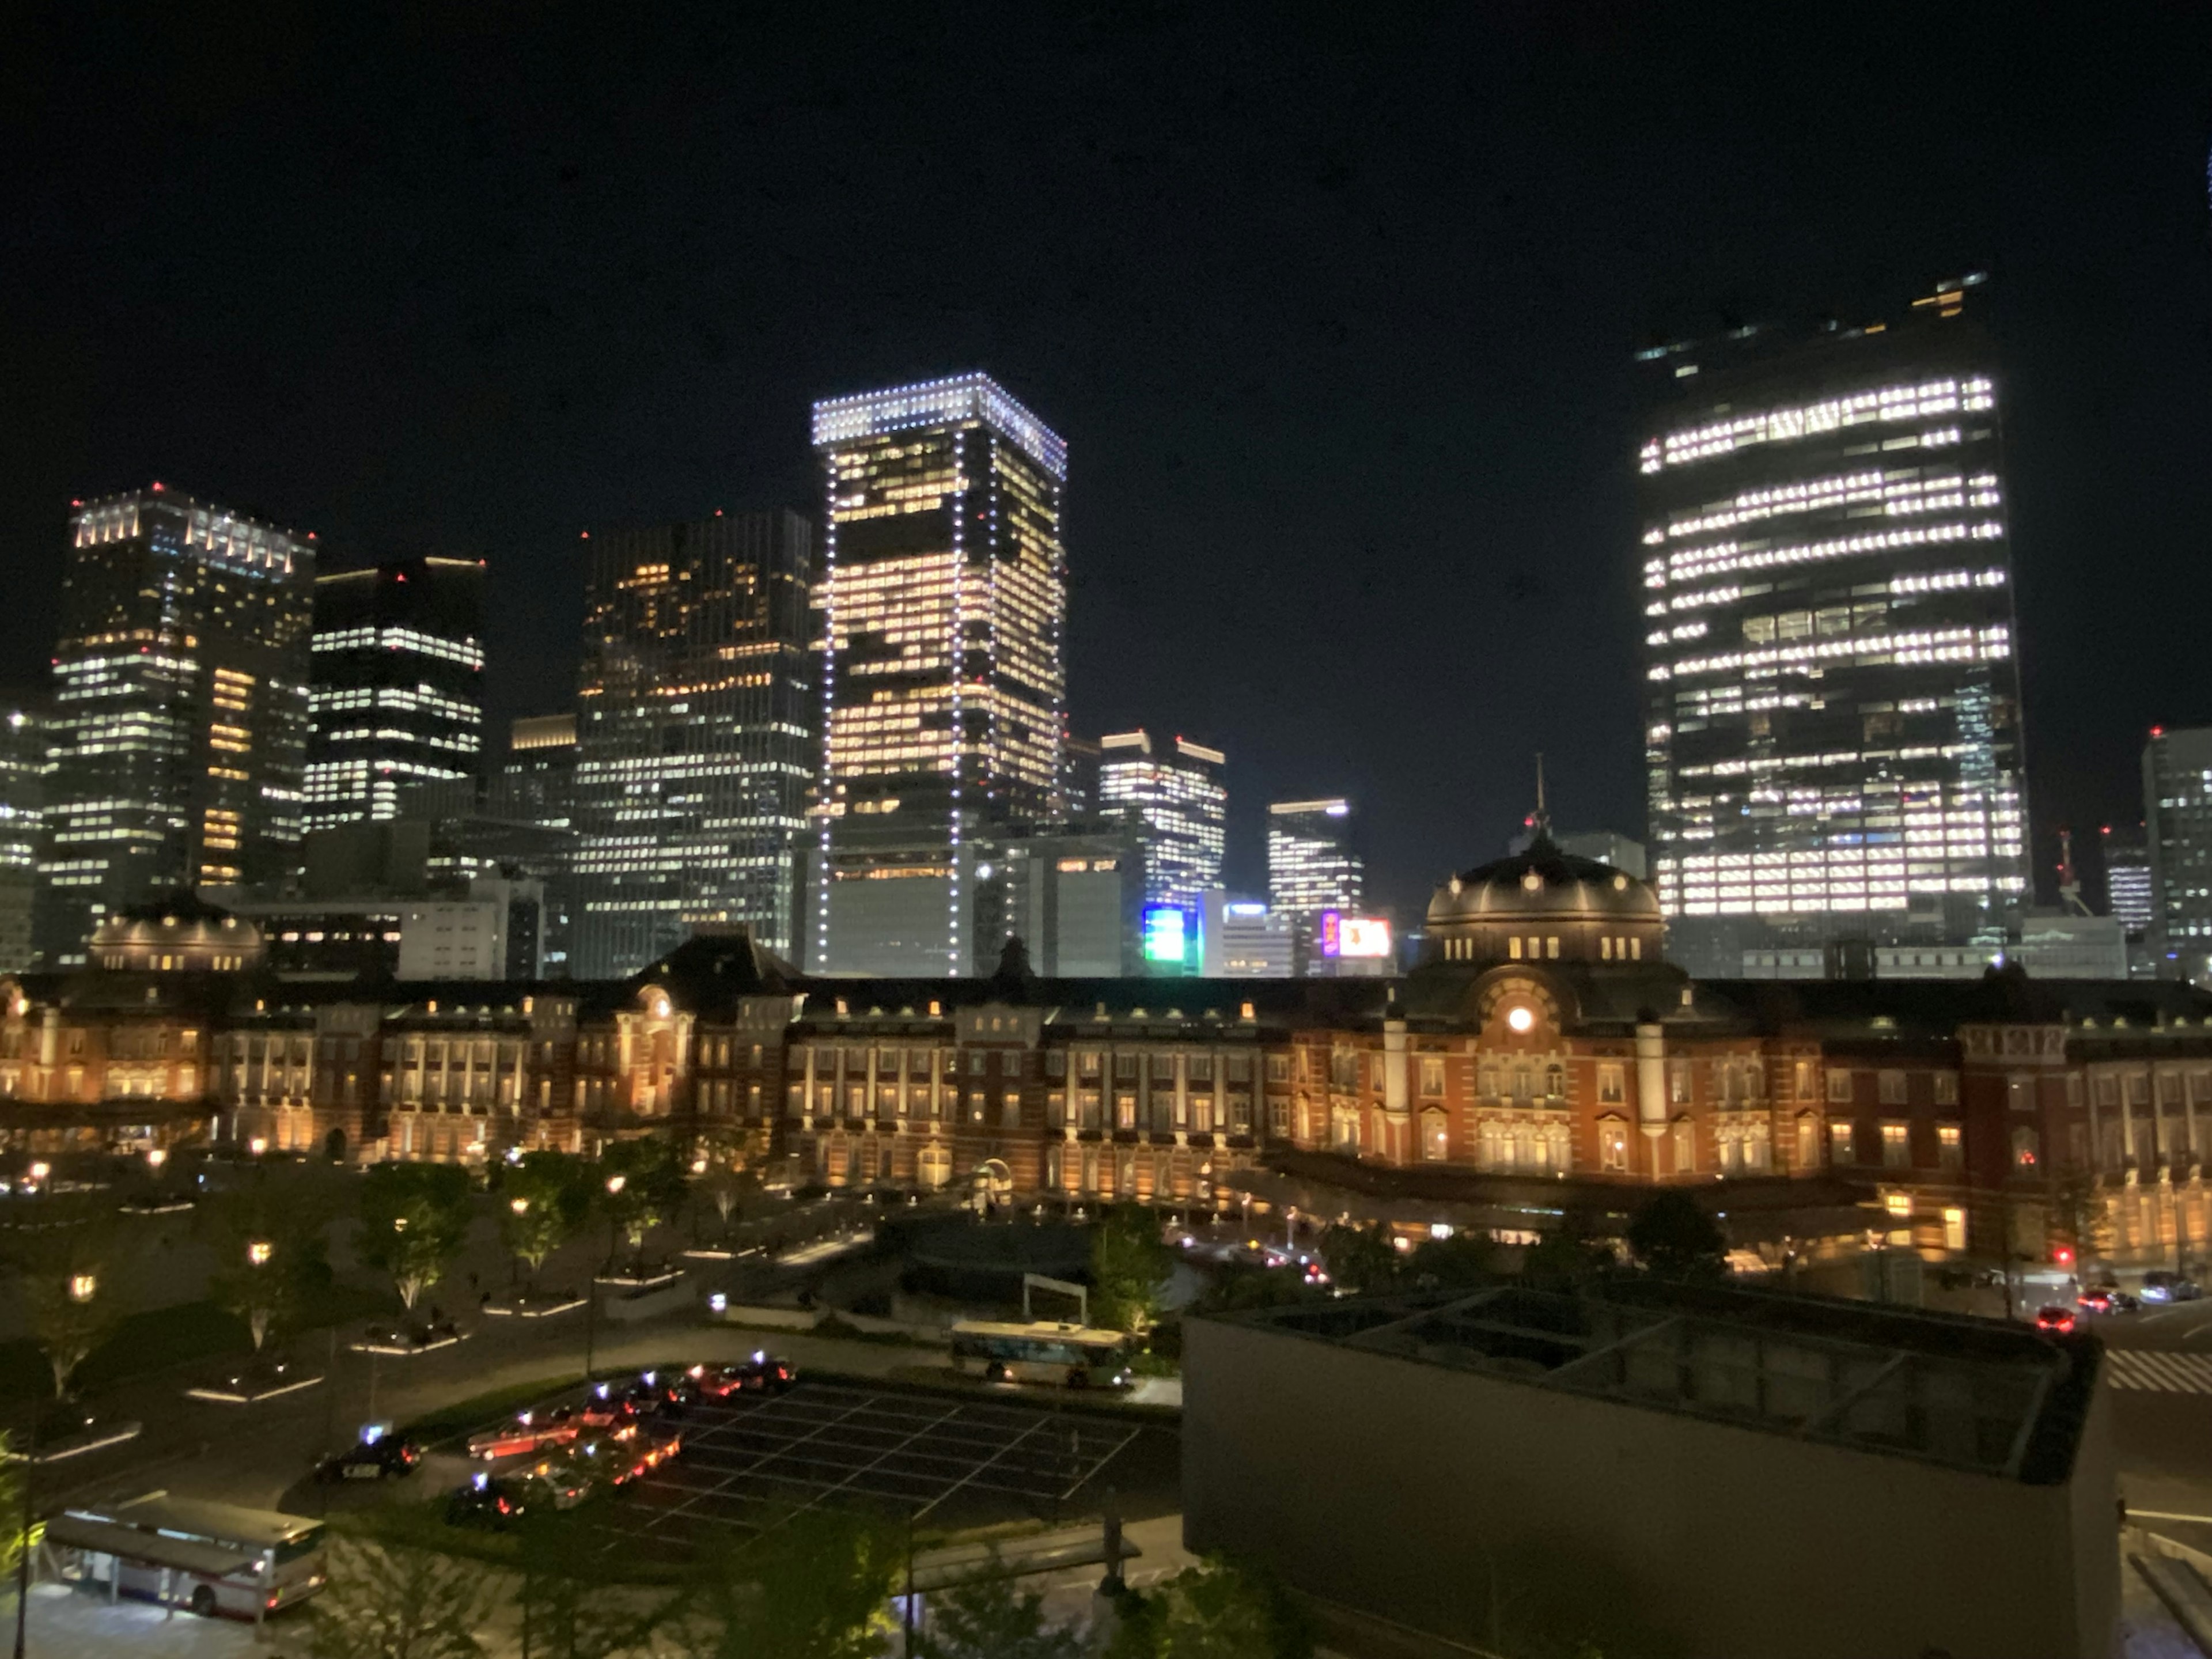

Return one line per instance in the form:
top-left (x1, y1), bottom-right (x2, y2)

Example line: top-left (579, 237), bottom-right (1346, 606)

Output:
top-left (1183, 1318), bottom-right (2117, 1659)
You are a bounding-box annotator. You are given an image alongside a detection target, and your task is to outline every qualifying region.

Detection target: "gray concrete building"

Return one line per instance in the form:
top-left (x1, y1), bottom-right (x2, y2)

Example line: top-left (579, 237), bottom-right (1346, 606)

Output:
top-left (1185, 1281), bottom-right (2115, 1659)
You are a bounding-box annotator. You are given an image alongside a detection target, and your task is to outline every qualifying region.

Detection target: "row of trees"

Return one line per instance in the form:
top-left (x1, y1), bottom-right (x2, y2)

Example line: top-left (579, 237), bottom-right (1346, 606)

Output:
top-left (307, 1508), bottom-right (1314, 1659)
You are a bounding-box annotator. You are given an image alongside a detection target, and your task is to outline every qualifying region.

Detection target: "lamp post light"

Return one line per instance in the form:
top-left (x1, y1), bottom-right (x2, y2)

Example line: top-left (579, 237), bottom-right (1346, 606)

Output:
top-left (247, 1240), bottom-right (273, 1268)
top-left (69, 1271), bottom-right (97, 1304)
top-left (248, 1136), bottom-right (268, 1158)
top-left (146, 1146), bottom-right (168, 1171)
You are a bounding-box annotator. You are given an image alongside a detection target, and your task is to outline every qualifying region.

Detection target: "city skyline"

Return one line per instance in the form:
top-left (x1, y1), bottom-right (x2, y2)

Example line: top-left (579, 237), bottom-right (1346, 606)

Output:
top-left (6, 14), bottom-right (2206, 926)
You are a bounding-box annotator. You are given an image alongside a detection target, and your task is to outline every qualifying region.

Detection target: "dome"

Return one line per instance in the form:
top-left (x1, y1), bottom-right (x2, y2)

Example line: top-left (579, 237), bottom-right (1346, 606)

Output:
top-left (89, 889), bottom-right (264, 975)
top-left (1426, 833), bottom-right (1662, 966)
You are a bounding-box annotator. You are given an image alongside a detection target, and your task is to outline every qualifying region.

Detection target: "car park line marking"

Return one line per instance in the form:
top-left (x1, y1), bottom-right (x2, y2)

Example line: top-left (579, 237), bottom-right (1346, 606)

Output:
top-left (775, 1403), bottom-right (972, 1526)
top-left (1056, 1425), bottom-right (1143, 1503)
top-left (2105, 1350), bottom-right (2212, 1392)
top-left (910, 1408), bottom-right (1059, 1522)
top-left (647, 1390), bottom-right (888, 1527)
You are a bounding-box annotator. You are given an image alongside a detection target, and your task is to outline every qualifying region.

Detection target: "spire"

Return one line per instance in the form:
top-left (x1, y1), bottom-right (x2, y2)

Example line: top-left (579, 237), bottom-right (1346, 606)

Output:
top-left (1526, 752), bottom-right (1554, 846)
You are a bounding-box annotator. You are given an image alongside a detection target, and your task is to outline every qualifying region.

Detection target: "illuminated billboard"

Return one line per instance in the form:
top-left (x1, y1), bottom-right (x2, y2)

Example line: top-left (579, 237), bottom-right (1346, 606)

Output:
top-left (1319, 911), bottom-right (1392, 959)
top-left (1142, 904), bottom-right (1194, 968)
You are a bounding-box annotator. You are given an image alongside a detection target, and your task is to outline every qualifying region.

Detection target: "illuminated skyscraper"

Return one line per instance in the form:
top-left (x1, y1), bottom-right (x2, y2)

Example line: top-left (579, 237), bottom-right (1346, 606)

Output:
top-left (0, 697), bottom-right (48, 971)
top-left (1268, 798), bottom-right (1363, 921)
top-left (808, 373), bottom-right (1068, 974)
top-left (39, 486), bottom-right (315, 963)
top-left (1099, 730), bottom-right (1226, 910)
top-left (306, 557), bottom-right (486, 829)
top-left (573, 510), bottom-right (816, 975)
top-left (1638, 277), bottom-right (2028, 976)
top-left (2145, 728), bottom-right (2212, 983)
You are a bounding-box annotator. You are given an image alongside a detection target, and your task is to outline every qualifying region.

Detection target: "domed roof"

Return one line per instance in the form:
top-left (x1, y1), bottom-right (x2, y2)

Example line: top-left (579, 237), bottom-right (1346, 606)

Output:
top-left (1427, 833), bottom-right (1661, 928)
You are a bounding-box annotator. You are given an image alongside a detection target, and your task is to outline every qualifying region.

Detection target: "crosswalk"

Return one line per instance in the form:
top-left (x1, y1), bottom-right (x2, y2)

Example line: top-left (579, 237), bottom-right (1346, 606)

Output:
top-left (2105, 1350), bottom-right (2212, 1393)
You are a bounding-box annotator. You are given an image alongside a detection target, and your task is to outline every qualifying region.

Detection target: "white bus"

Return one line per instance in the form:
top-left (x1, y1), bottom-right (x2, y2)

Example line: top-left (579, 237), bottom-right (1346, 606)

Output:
top-left (949, 1320), bottom-right (1132, 1388)
top-left (45, 1493), bottom-right (327, 1622)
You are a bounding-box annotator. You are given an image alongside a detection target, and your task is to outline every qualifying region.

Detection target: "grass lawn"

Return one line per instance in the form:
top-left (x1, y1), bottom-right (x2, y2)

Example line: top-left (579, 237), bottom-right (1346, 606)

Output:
top-left (0, 1281), bottom-right (406, 1404)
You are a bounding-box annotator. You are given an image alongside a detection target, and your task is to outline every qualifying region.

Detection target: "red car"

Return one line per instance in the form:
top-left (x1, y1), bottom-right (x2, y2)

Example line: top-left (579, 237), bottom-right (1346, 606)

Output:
top-left (467, 1406), bottom-right (581, 1461)
top-left (2035, 1304), bottom-right (2077, 1334)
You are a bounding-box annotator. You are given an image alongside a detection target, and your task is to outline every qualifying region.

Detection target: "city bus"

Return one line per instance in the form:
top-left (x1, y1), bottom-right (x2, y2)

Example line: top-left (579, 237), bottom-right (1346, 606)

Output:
top-left (44, 1493), bottom-right (326, 1621)
top-left (949, 1320), bottom-right (1133, 1388)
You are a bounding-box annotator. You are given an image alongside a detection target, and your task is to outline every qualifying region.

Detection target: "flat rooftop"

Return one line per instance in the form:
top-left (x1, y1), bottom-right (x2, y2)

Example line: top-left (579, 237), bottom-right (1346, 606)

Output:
top-left (1214, 1278), bottom-right (2099, 1484)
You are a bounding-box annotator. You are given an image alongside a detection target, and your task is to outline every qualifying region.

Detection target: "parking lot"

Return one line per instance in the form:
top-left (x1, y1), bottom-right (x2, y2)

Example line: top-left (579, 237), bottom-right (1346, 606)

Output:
top-left (618, 1376), bottom-right (1175, 1544)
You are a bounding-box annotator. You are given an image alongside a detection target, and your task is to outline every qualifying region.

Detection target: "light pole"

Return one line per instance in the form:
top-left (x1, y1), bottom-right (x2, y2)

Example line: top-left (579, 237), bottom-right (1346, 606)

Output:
top-left (584, 1174), bottom-right (622, 1383)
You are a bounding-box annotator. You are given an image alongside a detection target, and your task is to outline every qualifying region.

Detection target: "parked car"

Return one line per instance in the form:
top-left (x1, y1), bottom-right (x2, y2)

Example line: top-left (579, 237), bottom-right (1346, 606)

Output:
top-left (689, 1353), bottom-right (797, 1397)
top-left (2034, 1304), bottom-right (2078, 1334)
top-left (2142, 1271), bottom-right (2204, 1303)
top-left (316, 1427), bottom-right (422, 1483)
top-left (467, 1406), bottom-right (582, 1461)
top-left (445, 1472), bottom-right (531, 1529)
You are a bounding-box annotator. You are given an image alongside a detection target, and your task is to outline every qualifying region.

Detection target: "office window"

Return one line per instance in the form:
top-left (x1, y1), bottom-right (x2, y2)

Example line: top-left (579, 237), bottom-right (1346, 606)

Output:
top-left (1880, 1121), bottom-right (1910, 1169)
top-left (1933, 1072), bottom-right (1959, 1107)
top-left (1830, 1122), bottom-right (1856, 1164)
top-left (1793, 1060), bottom-right (1813, 1100)
top-left (1937, 1123), bottom-right (1963, 1169)
top-left (2008, 1076), bottom-right (2036, 1112)
top-left (1266, 1055), bottom-right (1290, 1084)
top-left (1002, 1092), bottom-right (1022, 1127)
top-left (1599, 1122), bottom-right (1629, 1171)
top-left (1675, 1118), bottom-right (1697, 1174)
top-left (1877, 1070), bottom-right (1907, 1106)
top-left (1598, 1063), bottom-right (1625, 1104)
top-left (1669, 1060), bottom-right (1691, 1104)
top-left (1421, 1108), bottom-right (1448, 1162)
top-left (1827, 1070), bottom-right (1854, 1105)
top-left (1045, 1051), bottom-right (1067, 1080)
top-left (1419, 1056), bottom-right (1445, 1098)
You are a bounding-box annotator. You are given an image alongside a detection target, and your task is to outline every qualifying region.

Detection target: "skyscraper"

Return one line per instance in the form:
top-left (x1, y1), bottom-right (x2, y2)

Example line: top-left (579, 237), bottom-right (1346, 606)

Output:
top-left (1098, 730), bottom-right (1226, 910)
top-left (571, 510), bottom-right (816, 976)
top-left (1638, 277), bottom-right (2028, 977)
top-left (40, 486), bottom-right (315, 963)
top-left (0, 696), bottom-right (48, 972)
top-left (808, 373), bottom-right (1068, 975)
top-left (2102, 821), bottom-right (2154, 981)
top-left (2144, 726), bottom-right (2212, 983)
top-left (306, 557), bottom-right (486, 830)
top-left (1268, 798), bottom-right (1363, 919)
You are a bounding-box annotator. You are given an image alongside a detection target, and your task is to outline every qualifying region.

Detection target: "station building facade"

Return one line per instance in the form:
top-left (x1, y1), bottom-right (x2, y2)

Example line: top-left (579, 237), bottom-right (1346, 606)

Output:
top-left (5, 843), bottom-right (2212, 1268)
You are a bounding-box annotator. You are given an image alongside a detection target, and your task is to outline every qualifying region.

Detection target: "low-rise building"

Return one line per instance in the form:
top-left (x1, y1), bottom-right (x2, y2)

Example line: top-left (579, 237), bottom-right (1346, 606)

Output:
top-left (1185, 1281), bottom-right (2116, 1659)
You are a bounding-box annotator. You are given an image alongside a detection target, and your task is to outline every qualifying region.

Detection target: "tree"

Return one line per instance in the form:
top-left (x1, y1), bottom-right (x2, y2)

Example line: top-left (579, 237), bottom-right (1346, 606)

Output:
top-left (1406, 1230), bottom-right (1497, 1288)
top-left (1625, 1192), bottom-right (1727, 1279)
top-left (597, 1139), bottom-right (690, 1271)
top-left (203, 1177), bottom-right (334, 1351)
top-left (7, 1199), bottom-right (128, 1399)
top-left (1104, 1557), bottom-right (1315, 1659)
top-left (307, 1537), bottom-right (487, 1659)
top-left (0, 1433), bottom-right (26, 1585)
top-left (2047, 1171), bottom-right (2112, 1268)
top-left (1520, 1215), bottom-right (1616, 1284)
top-left (1317, 1221), bottom-right (1399, 1295)
top-left (1090, 1206), bottom-right (1174, 1334)
top-left (918, 1563), bottom-right (1082, 1659)
top-left (501, 1152), bottom-right (593, 1289)
top-left (691, 1510), bottom-right (897, 1659)
top-left (512, 1498), bottom-right (677, 1659)
top-left (357, 1162), bottom-right (474, 1310)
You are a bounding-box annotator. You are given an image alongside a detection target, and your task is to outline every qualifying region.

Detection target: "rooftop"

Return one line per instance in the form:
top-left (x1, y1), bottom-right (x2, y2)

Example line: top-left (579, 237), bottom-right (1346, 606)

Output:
top-left (1212, 1278), bottom-right (2099, 1485)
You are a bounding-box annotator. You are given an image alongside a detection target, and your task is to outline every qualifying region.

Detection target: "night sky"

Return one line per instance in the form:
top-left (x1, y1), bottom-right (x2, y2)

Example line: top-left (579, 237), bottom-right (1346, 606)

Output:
top-left (5, 7), bottom-right (2209, 922)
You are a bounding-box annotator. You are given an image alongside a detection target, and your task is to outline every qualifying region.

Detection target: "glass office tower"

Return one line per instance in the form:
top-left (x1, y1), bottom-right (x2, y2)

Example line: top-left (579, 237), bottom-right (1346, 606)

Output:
top-left (573, 509), bottom-right (816, 975)
top-left (1268, 798), bottom-right (1364, 919)
top-left (1099, 730), bottom-right (1227, 910)
top-left (39, 486), bottom-right (315, 963)
top-left (2144, 727), bottom-right (2212, 983)
top-left (808, 373), bottom-right (1068, 975)
top-left (306, 556), bottom-right (486, 829)
top-left (1638, 277), bottom-right (2028, 976)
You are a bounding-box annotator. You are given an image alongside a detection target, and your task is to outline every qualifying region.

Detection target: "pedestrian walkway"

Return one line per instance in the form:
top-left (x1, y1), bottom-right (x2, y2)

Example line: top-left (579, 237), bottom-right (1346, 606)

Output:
top-left (2108, 1350), bottom-right (2212, 1393)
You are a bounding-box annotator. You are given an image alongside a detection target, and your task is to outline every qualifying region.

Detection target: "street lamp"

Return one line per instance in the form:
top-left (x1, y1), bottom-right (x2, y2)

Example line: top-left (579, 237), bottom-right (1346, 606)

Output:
top-left (247, 1240), bottom-right (272, 1267)
top-left (510, 1196), bottom-right (531, 1215)
top-left (604, 1175), bottom-right (626, 1195)
top-left (146, 1147), bottom-right (168, 1171)
top-left (248, 1137), bottom-right (268, 1157)
top-left (68, 1271), bottom-right (97, 1304)
top-left (28, 1161), bottom-right (48, 1183)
